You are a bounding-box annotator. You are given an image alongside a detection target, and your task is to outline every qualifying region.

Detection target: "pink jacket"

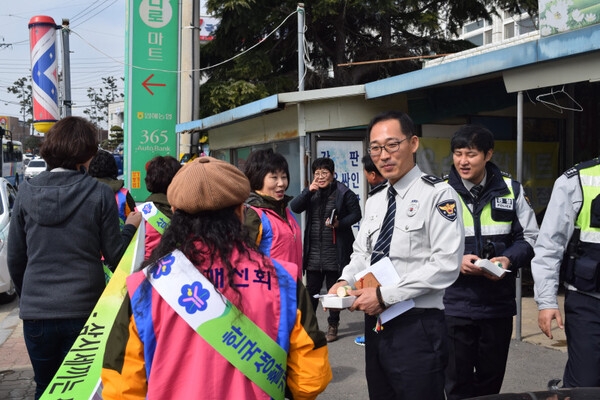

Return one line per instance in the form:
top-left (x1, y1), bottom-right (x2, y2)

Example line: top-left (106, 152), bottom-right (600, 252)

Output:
top-left (101, 246), bottom-right (331, 399)
top-left (249, 206), bottom-right (302, 281)
top-left (143, 222), bottom-right (161, 259)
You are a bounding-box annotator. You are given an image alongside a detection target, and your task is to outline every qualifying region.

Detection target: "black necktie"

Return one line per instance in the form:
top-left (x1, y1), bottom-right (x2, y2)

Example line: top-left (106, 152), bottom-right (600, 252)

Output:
top-left (470, 184), bottom-right (483, 199)
top-left (371, 186), bottom-right (397, 265)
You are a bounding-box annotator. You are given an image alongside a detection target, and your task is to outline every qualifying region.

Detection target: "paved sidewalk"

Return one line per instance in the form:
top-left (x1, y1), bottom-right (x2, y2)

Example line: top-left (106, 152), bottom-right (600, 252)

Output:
top-left (515, 292), bottom-right (566, 352)
top-left (0, 299), bottom-right (35, 400)
top-left (0, 294), bottom-right (567, 399)
top-left (317, 294), bottom-right (568, 399)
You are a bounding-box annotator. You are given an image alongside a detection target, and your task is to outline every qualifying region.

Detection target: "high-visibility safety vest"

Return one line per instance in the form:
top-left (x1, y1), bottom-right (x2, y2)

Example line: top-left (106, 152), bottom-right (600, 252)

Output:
top-left (459, 176), bottom-right (516, 252)
top-left (444, 175), bottom-right (520, 319)
top-left (564, 161), bottom-right (600, 292)
top-left (575, 162), bottom-right (600, 243)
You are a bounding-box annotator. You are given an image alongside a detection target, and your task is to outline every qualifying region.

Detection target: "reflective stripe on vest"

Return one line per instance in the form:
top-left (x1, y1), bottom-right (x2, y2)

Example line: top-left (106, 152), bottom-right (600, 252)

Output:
top-left (577, 165), bottom-right (600, 243)
top-left (460, 176), bottom-right (514, 237)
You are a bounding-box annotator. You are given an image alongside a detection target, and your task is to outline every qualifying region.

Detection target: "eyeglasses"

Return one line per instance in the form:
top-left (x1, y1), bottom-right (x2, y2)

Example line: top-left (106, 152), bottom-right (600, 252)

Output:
top-left (367, 138), bottom-right (408, 156)
top-left (314, 171), bottom-right (331, 178)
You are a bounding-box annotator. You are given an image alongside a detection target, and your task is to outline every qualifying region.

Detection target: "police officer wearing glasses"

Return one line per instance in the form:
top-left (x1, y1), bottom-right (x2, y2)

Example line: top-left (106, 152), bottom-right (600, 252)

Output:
top-left (330, 110), bottom-right (464, 400)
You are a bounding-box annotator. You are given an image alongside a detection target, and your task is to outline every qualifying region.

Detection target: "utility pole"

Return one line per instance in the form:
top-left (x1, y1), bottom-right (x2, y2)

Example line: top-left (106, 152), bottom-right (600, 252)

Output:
top-left (60, 19), bottom-right (72, 117)
top-left (297, 3), bottom-right (305, 91)
top-left (179, 0), bottom-right (200, 159)
top-left (297, 3), bottom-right (307, 234)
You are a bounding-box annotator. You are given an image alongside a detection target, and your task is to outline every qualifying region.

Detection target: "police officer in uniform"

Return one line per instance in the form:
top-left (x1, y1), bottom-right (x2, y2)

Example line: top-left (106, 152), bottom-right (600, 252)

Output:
top-left (330, 110), bottom-right (464, 399)
top-left (443, 125), bottom-right (538, 399)
top-left (532, 156), bottom-right (600, 388)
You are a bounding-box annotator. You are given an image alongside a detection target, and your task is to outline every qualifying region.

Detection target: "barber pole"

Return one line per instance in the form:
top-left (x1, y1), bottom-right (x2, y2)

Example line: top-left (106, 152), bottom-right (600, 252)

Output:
top-left (29, 16), bottom-right (60, 134)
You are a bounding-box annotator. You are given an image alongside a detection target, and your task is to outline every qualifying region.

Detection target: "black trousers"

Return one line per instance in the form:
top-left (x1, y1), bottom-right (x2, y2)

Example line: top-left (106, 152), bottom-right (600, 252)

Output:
top-left (444, 315), bottom-right (513, 400)
top-left (563, 290), bottom-right (600, 387)
top-left (306, 269), bottom-right (340, 325)
top-left (364, 308), bottom-right (447, 400)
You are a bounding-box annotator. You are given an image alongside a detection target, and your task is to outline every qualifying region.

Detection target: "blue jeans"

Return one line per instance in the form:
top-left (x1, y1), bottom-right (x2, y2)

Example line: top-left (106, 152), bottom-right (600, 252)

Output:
top-left (23, 318), bottom-right (87, 400)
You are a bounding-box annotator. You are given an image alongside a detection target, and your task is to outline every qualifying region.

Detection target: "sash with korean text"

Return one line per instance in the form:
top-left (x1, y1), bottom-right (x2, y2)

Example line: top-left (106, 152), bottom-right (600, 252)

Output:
top-left (148, 250), bottom-right (287, 400)
top-left (139, 201), bottom-right (170, 235)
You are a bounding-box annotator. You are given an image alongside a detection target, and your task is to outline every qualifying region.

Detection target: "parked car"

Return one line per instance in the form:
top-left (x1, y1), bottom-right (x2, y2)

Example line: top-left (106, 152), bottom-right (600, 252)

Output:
top-left (0, 177), bottom-right (18, 304)
top-left (24, 158), bottom-right (47, 180)
top-left (23, 153), bottom-right (34, 166)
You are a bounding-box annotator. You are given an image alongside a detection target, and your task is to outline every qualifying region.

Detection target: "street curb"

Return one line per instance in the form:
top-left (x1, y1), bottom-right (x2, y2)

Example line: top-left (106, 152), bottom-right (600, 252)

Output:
top-left (0, 306), bottom-right (19, 347)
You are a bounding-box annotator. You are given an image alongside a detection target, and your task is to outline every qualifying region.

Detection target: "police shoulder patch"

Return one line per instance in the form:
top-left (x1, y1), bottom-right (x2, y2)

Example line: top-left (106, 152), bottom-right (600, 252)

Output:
top-left (564, 167), bottom-right (579, 178)
top-left (422, 174), bottom-right (443, 185)
top-left (565, 158), bottom-right (600, 178)
top-left (436, 199), bottom-right (458, 222)
top-left (500, 170), bottom-right (512, 178)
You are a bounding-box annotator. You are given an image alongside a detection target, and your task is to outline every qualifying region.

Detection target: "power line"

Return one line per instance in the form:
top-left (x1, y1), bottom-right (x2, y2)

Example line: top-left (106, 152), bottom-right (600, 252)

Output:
top-left (337, 53), bottom-right (455, 67)
top-left (71, 0), bottom-right (119, 29)
top-left (69, 0), bottom-right (107, 21)
top-left (69, 9), bottom-right (300, 74)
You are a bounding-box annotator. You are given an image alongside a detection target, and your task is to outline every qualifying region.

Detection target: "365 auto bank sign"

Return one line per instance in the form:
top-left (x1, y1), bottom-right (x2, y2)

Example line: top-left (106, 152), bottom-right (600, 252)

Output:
top-left (125, 0), bottom-right (179, 200)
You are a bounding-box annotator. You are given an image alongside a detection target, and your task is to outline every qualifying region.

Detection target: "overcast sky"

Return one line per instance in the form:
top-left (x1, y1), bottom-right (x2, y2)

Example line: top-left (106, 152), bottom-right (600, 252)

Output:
top-left (0, 0), bottom-right (126, 120)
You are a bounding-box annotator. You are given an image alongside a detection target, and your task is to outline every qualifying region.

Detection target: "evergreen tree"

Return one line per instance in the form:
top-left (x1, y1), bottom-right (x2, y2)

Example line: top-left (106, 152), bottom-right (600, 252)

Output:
top-left (200, 0), bottom-right (538, 117)
top-left (7, 77), bottom-right (33, 124)
top-left (108, 125), bottom-right (124, 151)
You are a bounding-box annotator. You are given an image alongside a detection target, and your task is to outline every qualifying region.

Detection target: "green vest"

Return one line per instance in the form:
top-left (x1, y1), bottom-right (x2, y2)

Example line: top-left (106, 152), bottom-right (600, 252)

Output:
top-left (564, 162), bottom-right (600, 292)
top-left (576, 163), bottom-right (600, 244)
top-left (460, 176), bottom-right (515, 239)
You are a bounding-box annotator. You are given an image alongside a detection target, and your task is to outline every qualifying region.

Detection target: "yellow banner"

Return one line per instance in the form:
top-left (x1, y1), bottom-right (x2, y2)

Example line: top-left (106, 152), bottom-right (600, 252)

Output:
top-left (41, 224), bottom-right (145, 399)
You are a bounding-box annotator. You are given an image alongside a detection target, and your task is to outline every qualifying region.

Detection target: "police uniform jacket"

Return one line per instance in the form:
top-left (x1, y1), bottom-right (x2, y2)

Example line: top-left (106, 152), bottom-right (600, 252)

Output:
top-left (339, 165), bottom-right (464, 310)
top-left (444, 162), bottom-right (538, 319)
top-left (533, 158), bottom-right (600, 310)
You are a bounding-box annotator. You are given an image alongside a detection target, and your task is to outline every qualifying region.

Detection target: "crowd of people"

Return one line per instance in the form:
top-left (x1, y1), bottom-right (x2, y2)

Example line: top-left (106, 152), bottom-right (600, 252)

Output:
top-left (6, 112), bottom-right (600, 399)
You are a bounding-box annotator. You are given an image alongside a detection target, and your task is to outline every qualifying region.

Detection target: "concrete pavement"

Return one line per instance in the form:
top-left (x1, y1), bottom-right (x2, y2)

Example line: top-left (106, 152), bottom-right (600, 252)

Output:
top-left (316, 294), bottom-right (567, 400)
top-left (0, 297), bottom-right (35, 400)
top-left (0, 294), bottom-right (567, 400)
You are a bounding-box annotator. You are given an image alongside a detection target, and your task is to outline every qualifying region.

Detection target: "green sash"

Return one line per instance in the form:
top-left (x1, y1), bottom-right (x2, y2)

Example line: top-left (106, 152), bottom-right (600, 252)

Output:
top-left (148, 250), bottom-right (287, 400)
top-left (139, 201), bottom-right (170, 235)
top-left (102, 202), bottom-right (168, 284)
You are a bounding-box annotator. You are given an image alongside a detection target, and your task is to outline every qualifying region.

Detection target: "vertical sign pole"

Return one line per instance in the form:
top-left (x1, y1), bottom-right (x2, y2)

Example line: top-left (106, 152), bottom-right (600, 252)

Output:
top-left (125, 0), bottom-right (179, 200)
top-left (60, 19), bottom-right (72, 117)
